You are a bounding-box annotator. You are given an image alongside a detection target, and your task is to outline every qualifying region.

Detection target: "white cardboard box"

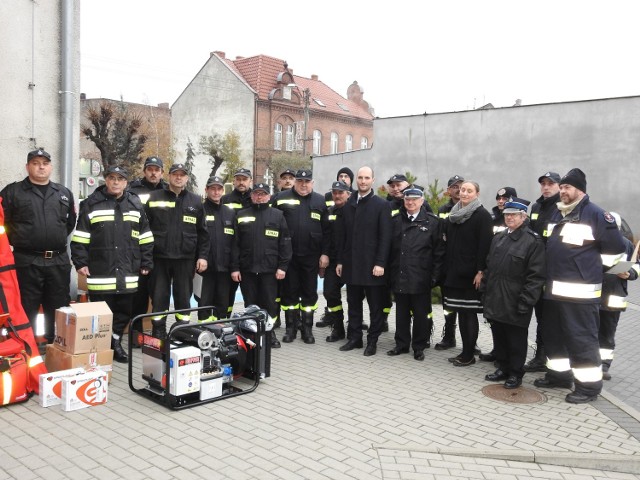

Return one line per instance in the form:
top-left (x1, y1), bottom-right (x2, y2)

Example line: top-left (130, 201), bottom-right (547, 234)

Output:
top-left (38, 368), bottom-right (85, 408)
top-left (61, 369), bottom-right (108, 411)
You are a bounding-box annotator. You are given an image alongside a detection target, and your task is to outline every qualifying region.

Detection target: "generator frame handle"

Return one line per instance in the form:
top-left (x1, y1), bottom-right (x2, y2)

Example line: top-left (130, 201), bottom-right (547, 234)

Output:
top-left (126, 307), bottom-right (264, 409)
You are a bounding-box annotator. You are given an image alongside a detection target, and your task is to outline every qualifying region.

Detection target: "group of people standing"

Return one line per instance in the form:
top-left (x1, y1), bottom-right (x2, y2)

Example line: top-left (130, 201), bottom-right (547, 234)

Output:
top-left (2, 149), bottom-right (634, 405)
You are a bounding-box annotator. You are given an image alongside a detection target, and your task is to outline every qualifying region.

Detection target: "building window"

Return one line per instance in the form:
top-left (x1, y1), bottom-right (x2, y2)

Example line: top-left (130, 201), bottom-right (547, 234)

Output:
top-left (345, 135), bottom-right (353, 152)
top-left (313, 130), bottom-right (322, 155)
top-left (274, 123), bottom-right (282, 150)
top-left (331, 132), bottom-right (338, 154)
top-left (360, 136), bottom-right (368, 149)
top-left (286, 124), bottom-right (295, 151)
top-left (313, 98), bottom-right (326, 107)
top-left (337, 103), bottom-right (349, 111)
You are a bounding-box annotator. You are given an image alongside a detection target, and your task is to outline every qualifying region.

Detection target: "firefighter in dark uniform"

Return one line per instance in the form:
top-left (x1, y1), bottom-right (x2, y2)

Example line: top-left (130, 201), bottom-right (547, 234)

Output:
top-left (0, 148), bottom-right (76, 348)
top-left (145, 163), bottom-right (209, 338)
top-left (231, 183), bottom-right (292, 348)
top-left (322, 181), bottom-right (351, 342)
top-left (491, 187), bottom-right (517, 234)
top-left (198, 176), bottom-right (236, 322)
top-left (435, 174), bottom-right (464, 350)
top-left (534, 168), bottom-right (626, 404)
top-left (127, 156), bottom-right (167, 324)
top-left (387, 187), bottom-right (444, 361)
top-left (524, 171), bottom-right (561, 372)
top-left (481, 197), bottom-right (546, 388)
top-left (324, 166), bottom-right (354, 208)
top-left (598, 211), bottom-right (638, 381)
top-left (273, 169), bottom-right (330, 344)
top-left (71, 166), bottom-right (154, 363)
top-left (221, 167), bottom-right (253, 315)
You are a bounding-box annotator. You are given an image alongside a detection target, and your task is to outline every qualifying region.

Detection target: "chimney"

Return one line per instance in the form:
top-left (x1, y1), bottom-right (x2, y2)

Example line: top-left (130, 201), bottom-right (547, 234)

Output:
top-left (80, 93), bottom-right (86, 100)
top-left (211, 51), bottom-right (226, 59)
top-left (514, 99), bottom-right (522, 106)
top-left (311, 74), bottom-right (318, 81)
top-left (235, 56), bottom-right (245, 60)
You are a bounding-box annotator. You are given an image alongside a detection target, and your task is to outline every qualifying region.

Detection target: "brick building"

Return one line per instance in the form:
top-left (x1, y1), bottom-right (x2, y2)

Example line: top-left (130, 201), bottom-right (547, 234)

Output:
top-left (172, 51), bottom-right (374, 186)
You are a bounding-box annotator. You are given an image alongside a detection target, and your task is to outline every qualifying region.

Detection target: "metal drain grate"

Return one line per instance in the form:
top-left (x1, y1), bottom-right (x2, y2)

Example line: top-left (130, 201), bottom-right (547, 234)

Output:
top-left (482, 384), bottom-right (548, 404)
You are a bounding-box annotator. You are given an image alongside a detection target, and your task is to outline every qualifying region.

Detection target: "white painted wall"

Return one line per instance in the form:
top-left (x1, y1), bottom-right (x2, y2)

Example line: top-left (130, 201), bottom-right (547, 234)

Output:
top-left (172, 55), bottom-right (256, 192)
top-left (0, 1), bottom-right (80, 194)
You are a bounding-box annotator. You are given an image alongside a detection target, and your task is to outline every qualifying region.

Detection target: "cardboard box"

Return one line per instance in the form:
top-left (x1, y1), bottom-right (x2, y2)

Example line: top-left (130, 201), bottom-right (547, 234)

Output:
top-left (61, 370), bottom-right (108, 411)
top-left (39, 368), bottom-right (85, 408)
top-left (54, 302), bottom-right (112, 354)
top-left (45, 344), bottom-right (113, 382)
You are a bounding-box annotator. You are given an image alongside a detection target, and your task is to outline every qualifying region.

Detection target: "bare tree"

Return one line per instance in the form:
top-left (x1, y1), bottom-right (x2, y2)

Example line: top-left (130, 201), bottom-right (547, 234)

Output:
top-left (81, 100), bottom-right (147, 171)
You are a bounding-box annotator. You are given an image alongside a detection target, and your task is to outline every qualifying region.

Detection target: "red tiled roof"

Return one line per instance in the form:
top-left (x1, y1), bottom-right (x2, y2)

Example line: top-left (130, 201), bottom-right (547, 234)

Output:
top-left (225, 53), bottom-right (373, 120)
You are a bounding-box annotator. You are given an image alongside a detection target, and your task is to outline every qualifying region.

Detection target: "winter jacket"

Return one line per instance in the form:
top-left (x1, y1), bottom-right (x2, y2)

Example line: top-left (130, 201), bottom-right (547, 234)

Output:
top-left (71, 186), bottom-right (154, 294)
top-left (481, 225), bottom-right (546, 327)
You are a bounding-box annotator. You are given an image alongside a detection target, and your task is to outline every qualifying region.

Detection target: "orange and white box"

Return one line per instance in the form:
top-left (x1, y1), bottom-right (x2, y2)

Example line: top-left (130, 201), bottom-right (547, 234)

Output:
top-left (61, 369), bottom-right (108, 411)
top-left (38, 368), bottom-right (85, 408)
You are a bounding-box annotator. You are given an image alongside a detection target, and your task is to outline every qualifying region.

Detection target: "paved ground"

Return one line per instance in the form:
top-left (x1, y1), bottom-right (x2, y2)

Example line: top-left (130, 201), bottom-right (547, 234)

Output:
top-left (2, 284), bottom-right (640, 480)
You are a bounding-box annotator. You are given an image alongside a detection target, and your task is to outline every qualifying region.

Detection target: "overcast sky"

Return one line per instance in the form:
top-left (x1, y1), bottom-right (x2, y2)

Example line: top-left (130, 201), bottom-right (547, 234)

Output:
top-left (81, 0), bottom-right (640, 118)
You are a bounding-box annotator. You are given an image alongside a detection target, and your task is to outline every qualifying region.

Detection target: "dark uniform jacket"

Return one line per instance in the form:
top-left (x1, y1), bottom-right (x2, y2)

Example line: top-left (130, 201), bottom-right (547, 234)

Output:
top-left (544, 195), bottom-right (626, 304)
top-left (273, 188), bottom-right (329, 258)
top-left (491, 206), bottom-right (507, 234)
top-left (481, 225), bottom-right (546, 327)
top-left (71, 186), bottom-right (154, 294)
top-left (1, 178), bottom-right (76, 267)
top-left (232, 204), bottom-right (292, 274)
top-left (438, 200), bottom-right (455, 220)
top-left (337, 191), bottom-right (392, 286)
top-left (203, 199), bottom-right (236, 272)
top-left (601, 236), bottom-right (638, 311)
top-left (145, 187), bottom-right (209, 261)
top-left (128, 177), bottom-right (168, 205)
top-left (221, 188), bottom-right (252, 211)
top-left (326, 204), bottom-right (344, 262)
top-left (388, 205), bottom-right (445, 295)
top-left (443, 206), bottom-right (493, 289)
top-left (529, 192), bottom-right (560, 242)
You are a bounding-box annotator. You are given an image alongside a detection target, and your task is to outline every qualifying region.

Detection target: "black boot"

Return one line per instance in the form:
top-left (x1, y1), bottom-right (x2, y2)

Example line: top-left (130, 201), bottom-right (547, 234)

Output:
top-left (112, 334), bottom-right (129, 364)
top-left (316, 307), bottom-right (334, 328)
top-left (151, 319), bottom-right (167, 340)
top-left (301, 311), bottom-right (315, 344)
top-left (270, 330), bottom-right (281, 349)
top-left (326, 312), bottom-right (345, 342)
top-left (282, 311), bottom-right (298, 343)
top-left (524, 345), bottom-right (547, 372)
top-left (434, 315), bottom-right (456, 350)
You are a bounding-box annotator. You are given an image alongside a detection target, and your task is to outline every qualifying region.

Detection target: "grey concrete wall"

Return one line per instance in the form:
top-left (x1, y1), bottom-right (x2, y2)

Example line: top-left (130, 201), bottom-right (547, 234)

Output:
top-left (315, 96), bottom-right (640, 233)
top-left (172, 55), bottom-right (256, 191)
top-left (0, 1), bottom-right (80, 193)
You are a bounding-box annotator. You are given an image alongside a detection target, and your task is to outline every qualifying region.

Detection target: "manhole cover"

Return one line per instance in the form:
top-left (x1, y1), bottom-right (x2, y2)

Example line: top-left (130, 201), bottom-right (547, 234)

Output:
top-left (482, 384), bottom-right (547, 404)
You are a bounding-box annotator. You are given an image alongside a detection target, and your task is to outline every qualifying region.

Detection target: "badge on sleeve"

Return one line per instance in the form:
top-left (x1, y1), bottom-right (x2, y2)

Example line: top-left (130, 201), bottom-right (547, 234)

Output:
top-left (603, 212), bottom-right (615, 224)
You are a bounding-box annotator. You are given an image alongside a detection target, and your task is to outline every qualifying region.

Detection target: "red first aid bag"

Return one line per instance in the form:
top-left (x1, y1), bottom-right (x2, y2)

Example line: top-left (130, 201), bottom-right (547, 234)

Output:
top-left (0, 342), bottom-right (31, 406)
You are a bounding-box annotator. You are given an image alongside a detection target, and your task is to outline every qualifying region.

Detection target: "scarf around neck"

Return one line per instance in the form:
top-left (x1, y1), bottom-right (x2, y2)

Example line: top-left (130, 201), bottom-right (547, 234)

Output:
top-left (448, 198), bottom-right (482, 224)
top-left (556, 196), bottom-right (582, 217)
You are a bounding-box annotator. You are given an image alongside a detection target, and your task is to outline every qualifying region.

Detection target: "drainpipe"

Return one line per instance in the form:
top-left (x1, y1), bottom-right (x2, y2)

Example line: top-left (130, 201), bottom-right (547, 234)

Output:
top-left (60, 0), bottom-right (74, 189)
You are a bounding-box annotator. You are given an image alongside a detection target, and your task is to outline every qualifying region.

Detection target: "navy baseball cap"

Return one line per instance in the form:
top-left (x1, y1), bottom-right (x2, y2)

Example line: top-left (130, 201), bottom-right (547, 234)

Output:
top-left (27, 148), bottom-right (51, 162)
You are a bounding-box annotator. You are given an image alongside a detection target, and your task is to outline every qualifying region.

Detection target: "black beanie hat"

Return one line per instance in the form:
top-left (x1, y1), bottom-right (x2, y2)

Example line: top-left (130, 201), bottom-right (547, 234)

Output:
top-left (336, 167), bottom-right (354, 185)
top-left (560, 168), bottom-right (587, 193)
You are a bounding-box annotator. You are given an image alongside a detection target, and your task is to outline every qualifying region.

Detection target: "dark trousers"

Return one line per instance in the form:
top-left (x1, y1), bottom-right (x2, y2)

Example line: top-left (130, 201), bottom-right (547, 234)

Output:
top-left (489, 320), bottom-right (528, 378)
top-left (198, 271), bottom-right (231, 320)
top-left (282, 255), bottom-right (319, 311)
top-left (394, 292), bottom-right (431, 351)
top-left (346, 284), bottom-right (387, 343)
top-left (543, 300), bottom-right (602, 396)
top-left (240, 272), bottom-right (278, 319)
top-left (323, 262), bottom-right (344, 311)
top-left (90, 292), bottom-right (134, 336)
top-left (533, 296), bottom-right (545, 347)
top-left (149, 258), bottom-right (194, 321)
top-left (131, 273), bottom-right (151, 320)
top-left (458, 311), bottom-right (479, 361)
top-left (16, 263), bottom-right (71, 344)
top-left (598, 309), bottom-right (620, 368)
